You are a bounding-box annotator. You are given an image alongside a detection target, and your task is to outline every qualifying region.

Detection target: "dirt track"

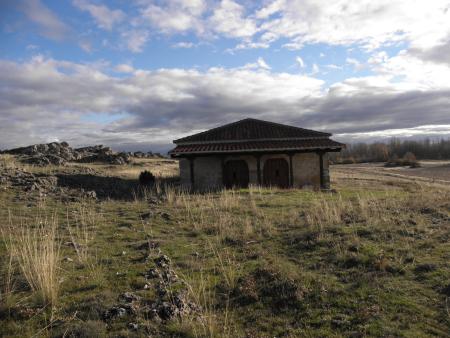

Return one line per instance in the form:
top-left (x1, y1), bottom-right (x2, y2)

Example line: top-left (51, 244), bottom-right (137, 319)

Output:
top-left (332, 161), bottom-right (450, 187)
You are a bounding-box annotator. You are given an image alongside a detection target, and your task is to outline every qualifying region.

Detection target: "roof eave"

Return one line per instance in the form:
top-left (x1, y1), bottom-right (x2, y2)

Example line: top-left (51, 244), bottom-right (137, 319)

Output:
top-left (169, 145), bottom-right (344, 157)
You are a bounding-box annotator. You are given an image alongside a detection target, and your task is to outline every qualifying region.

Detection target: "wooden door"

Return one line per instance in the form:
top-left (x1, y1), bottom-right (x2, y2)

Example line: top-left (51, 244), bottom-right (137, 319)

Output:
top-left (263, 158), bottom-right (289, 188)
top-left (223, 160), bottom-right (249, 188)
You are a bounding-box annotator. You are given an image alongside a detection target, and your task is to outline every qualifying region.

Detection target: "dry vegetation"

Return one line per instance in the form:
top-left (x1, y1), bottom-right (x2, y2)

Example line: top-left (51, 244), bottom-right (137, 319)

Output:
top-left (0, 155), bottom-right (449, 337)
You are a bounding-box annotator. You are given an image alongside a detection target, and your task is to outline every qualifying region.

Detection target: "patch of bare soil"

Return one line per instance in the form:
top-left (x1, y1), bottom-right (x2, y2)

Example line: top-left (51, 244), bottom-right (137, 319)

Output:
top-left (332, 161), bottom-right (450, 186)
top-left (392, 163), bottom-right (450, 182)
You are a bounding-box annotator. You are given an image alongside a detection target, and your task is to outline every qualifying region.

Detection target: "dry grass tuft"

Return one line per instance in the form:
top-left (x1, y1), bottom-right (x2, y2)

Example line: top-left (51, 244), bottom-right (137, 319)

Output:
top-left (3, 212), bottom-right (61, 307)
top-left (67, 203), bottom-right (99, 263)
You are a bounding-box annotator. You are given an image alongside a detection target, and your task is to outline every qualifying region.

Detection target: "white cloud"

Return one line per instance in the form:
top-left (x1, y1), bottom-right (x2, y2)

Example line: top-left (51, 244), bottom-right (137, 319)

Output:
top-left (121, 30), bottom-right (149, 53)
top-left (346, 57), bottom-right (364, 71)
top-left (311, 63), bottom-right (319, 75)
top-left (73, 0), bottom-right (125, 31)
top-left (2, 55), bottom-right (450, 150)
top-left (257, 0), bottom-right (450, 53)
top-left (209, 0), bottom-right (258, 38)
top-left (325, 64), bottom-right (342, 70)
top-left (296, 56), bottom-right (306, 68)
top-left (79, 40), bottom-right (93, 53)
top-left (172, 42), bottom-right (195, 49)
top-left (228, 41), bottom-right (270, 53)
top-left (129, 0), bottom-right (450, 68)
top-left (140, 0), bottom-right (206, 34)
top-left (115, 64), bottom-right (134, 73)
top-left (240, 57), bottom-right (273, 71)
top-left (337, 124), bottom-right (450, 141)
top-left (257, 57), bottom-right (271, 70)
top-left (20, 0), bottom-right (69, 40)
top-left (255, 0), bottom-right (285, 19)
top-left (367, 50), bottom-right (450, 90)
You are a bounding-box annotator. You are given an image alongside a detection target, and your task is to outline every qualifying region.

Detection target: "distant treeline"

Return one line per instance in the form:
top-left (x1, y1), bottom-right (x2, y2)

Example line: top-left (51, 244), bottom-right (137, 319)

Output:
top-left (331, 138), bottom-right (450, 164)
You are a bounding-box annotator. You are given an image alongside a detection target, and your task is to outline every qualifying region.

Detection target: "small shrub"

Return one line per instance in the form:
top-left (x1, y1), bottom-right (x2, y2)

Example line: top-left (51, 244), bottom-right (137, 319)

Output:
top-left (385, 152), bottom-right (420, 168)
top-left (342, 157), bottom-right (356, 164)
top-left (139, 170), bottom-right (155, 186)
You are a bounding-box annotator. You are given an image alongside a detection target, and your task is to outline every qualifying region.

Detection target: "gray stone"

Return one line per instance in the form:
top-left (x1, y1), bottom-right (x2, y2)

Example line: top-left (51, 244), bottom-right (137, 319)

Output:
top-left (103, 306), bottom-right (127, 320)
top-left (128, 322), bottom-right (138, 330)
top-left (154, 255), bottom-right (171, 269)
top-left (118, 292), bottom-right (141, 303)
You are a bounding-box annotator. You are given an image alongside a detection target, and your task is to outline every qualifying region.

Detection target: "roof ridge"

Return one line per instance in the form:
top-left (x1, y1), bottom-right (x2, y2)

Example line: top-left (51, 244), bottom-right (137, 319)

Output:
top-left (242, 118), bottom-right (331, 137)
top-left (173, 118), bottom-right (253, 143)
top-left (174, 118), bottom-right (332, 144)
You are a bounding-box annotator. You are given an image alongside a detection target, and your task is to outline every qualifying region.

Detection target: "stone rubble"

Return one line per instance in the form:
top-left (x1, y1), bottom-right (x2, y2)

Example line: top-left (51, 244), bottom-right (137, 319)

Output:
top-left (0, 167), bottom-right (99, 199)
top-left (104, 253), bottom-right (198, 328)
top-left (0, 167), bottom-right (58, 193)
top-left (1, 141), bottom-right (162, 167)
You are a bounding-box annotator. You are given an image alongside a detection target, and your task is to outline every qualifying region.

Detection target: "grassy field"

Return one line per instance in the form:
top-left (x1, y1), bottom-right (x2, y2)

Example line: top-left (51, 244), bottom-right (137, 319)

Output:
top-left (0, 156), bottom-right (449, 337)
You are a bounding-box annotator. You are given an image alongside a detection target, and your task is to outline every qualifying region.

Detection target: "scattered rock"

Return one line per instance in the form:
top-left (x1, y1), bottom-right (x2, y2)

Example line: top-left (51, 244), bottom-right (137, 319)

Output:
top-left (104, 252), bottom-right (198, 327)
top-left (82, 190), bottom-right (97, 199)
top-left (118, 292), bottom-right (141, 303)
top-left (128, 322), bottom-right (139, 330)
top-left (103, 306), bottom-right (127, 320)
top-left (0, 168), bottom-right (58, 194)
top-left (145, 268), bottom-right (162, 279)
top-left (155, 281), bottom-right (168, 297)
top-left (156, 301), bottom-right (177, 320)
top-left (155, 255), bottom-right (171, 269)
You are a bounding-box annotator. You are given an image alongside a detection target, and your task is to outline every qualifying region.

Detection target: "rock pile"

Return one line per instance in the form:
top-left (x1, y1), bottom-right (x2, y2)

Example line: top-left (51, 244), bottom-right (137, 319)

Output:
top-left (103, 253), bottom-right (198, 329)
top-left (145, 254), bottom-right (198, 321)
top-left (0, 167), bottom-right (57, 193)
top-left (75, 145), bottom-right (132, 165)
top-left (132, 151), bottom-right (157, 158)
top-left (1, 142), bottom-right (133, 166)
top-left (0, 167), bottom-right (98, 199)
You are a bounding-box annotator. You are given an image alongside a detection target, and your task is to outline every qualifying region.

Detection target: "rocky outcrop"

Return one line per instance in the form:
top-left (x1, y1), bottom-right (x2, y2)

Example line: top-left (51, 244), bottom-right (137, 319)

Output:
top-left (0, 167), bottom-right (97, 199)
top-left (0, 167), bottom-right (58, 193)
top-left (2, 142), bottom-right (134, 166)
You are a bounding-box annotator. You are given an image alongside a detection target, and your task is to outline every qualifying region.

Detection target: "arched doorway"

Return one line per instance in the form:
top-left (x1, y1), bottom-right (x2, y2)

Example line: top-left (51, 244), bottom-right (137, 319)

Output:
top-left (263, 158), bottom-right (289, 188)
top-left (223, 160), bottom-right (249, 188)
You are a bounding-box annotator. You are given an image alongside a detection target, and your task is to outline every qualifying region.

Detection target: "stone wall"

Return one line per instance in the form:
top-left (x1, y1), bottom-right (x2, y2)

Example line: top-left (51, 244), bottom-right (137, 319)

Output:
top-left (179, 156), bottom-right (223, 191)
top-left (178, 151), bottom-right (331, 191)
top-left (194, 156), bottom-right (223, 191)
top-left (292, 153), bottom-right (320, 188)
top-left (179, 158), bottom-right (191, 188)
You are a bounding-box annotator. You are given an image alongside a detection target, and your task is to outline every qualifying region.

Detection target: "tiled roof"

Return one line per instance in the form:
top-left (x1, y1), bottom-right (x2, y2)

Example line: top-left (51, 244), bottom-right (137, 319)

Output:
top-left (174, 118), bottom-right (331, 144)
top-left (169, 139), bottom-right (344, 156)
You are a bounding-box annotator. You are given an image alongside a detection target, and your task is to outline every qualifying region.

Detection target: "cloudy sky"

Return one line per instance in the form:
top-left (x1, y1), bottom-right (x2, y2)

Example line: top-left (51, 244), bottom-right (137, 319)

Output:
top-left (1, 0), bottom-right (450, 152)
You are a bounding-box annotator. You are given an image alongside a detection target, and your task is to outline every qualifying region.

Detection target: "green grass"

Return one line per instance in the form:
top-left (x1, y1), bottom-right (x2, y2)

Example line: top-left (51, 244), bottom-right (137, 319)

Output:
top-left (0, 161), bottom-right (449, 337)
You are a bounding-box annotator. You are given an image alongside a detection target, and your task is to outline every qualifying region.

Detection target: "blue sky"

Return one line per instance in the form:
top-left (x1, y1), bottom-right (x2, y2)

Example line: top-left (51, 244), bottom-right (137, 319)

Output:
top-left (1, 0), bottom-right (450, 152)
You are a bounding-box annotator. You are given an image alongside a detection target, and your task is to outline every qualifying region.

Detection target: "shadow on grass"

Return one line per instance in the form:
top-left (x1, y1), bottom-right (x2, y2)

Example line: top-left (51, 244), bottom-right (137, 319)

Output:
top-left (56, 173), bottom-right (180, 200)
top-left (56, 174), bottom-right (138, 200)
